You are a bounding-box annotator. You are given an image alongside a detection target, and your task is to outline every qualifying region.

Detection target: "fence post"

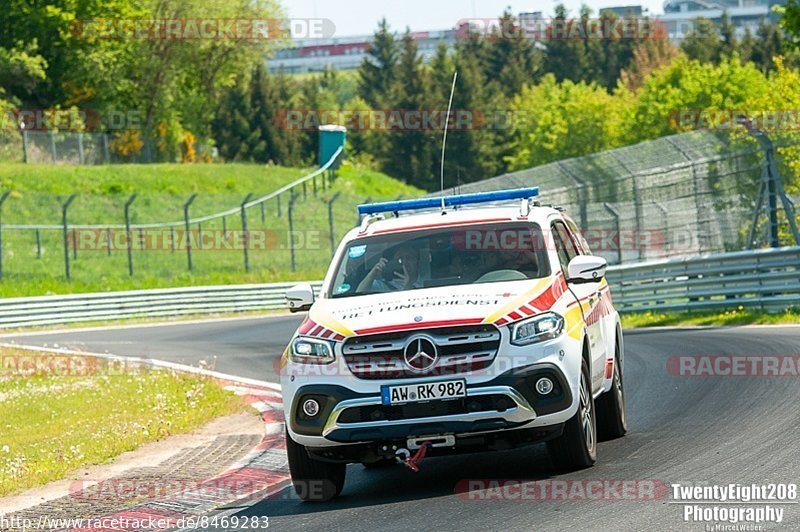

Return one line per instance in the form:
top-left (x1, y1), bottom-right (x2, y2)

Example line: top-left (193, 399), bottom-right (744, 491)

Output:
top-left (288, 191), bottom-right (298, 272)
top-left (0, 192), bottom-right (10, 281)
top-left (36, 229), bottom-right (42, 259)
top-left (102, 133), bottom-right (110, 164)
top-left (302, 181), bottom-right (307, 200)
top-left (170, 227), bottom-right (175, 253)
top-left (183, 194), bottom-right (198, 271)
top-left (21, 129), bottom-right (28, 163)
top-left (611, 153), bottom-right (642, 261)
top-left (125, 194), bottom-right (137, 276)
top-left (222, 216), bottom-right (227, 240)
top-left (260, 202), bottom-right (266, 223)
top-left (654, 201), bottom-right (669, 256)
top-left (241, 193), bottom-right (254, 273)
top-left (313, 175), bottom-right (317, 196)
top-left (357, 197), bottom-right (372, 226)
top-left (603, 202), bottom-right (623, 266)
top-left (50, 131), bottom-right (57, 163)
top-left (197, 223), bottom-right (202, 250)
top-left (327, 192), bottom-right (341, 256)
top-left (77, 133), bottom-right (85, 164)
top-left (558, 162), bottom-right (588, 232)
top-left (106, 227), bottom-right (112, 256)
top-left (61, 194), bottom-right (77, 280)
top-left (72, 228), bottom-right (78, 260)
top-left (277, 194), bottom-right (282, 217)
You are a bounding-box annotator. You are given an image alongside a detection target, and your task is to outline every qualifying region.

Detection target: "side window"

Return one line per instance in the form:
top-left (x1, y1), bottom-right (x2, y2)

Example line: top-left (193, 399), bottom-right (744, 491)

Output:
top-left (564, 218), bottom-right (590, 255)
top-left (552, 221), bottom-right (579, 275)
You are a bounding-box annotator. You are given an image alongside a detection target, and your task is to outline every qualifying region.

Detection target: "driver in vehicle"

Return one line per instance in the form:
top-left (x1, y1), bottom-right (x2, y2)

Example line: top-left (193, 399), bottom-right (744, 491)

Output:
top-left (357, 244), bottom-right (424, 292)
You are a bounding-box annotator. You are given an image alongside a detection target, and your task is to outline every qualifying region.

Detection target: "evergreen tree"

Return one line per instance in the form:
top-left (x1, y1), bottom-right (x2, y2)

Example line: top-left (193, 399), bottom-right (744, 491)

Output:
top-left (357, 19), bottom-right (399, 108)
top-left (543, 5), bottom-right (590, 83)
top-left (719, 11), bottom-right (738, 58)
top-left (680, 18), bottom-right (722, 63)
top-left (213, 78), bottom-right (255, 161)
top-left (752, 20), bottom-right (784, 71)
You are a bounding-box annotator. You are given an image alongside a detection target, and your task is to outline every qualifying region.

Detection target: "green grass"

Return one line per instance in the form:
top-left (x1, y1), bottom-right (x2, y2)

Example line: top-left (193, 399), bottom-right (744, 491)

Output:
top-left (0, 161), bottom-right (423, 297)
top-left (0, 348), bottom-right (247, 497)
top-left (621, 307), bottom-right (800, 328)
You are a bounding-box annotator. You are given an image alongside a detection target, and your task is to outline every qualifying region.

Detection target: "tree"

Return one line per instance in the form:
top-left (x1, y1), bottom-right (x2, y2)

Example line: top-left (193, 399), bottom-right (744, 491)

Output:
top-left (680, 18), bottom-right (722, 63)
top-left (543, 5), bottom-right (590, 83)
top-left (384, 31), bottom-right (437, 189)
top-left (719, 11), bottom-right (738, 58)
top-left (778, 0), bottom-right (800, 49)
top-left (357, 19), bottom-right (399, 109)
top-left (620, 22), bottom-right (679, 91)
top-left (752, 20), bottom-right (785, 72)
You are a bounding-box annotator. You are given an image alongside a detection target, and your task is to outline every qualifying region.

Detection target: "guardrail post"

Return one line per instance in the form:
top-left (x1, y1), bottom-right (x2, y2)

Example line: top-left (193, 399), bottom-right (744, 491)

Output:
top-left (61, 194), bottom-right (77, 280)
top-left (183, 194), bottom-right (198, 271)
top-left (327, 192), bottom-right (341, 256)
top-left (241, 193), bottom-right (254, 273)
top-left (288, 191), bottom-right (298, 272)
top-left (0, 192), bottom-right (10, 281)
top-left (125, 194), bottom-right (137, 276)
top-left (603, 202), bottom-right (622, 265)
top-left (36, 229), bottom-right (42, 259)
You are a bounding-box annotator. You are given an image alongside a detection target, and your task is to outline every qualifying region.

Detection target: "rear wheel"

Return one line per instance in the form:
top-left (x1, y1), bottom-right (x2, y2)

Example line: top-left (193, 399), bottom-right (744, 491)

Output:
top-left (547, 358), bottom-right (597, 470)
top-left (285, 430), bottom-right (346, 502)
top-left (597, 341), bottom-right (627, 441)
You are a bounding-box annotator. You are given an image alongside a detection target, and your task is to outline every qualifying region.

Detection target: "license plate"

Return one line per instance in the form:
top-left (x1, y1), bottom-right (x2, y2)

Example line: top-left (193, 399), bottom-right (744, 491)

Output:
top-left (381, 379), bottom-right (466, 405)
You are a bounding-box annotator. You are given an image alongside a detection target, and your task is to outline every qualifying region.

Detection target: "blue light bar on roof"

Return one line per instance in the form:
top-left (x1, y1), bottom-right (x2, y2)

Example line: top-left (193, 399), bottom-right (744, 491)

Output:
top-left (357, 187), bottom-right (540, 216)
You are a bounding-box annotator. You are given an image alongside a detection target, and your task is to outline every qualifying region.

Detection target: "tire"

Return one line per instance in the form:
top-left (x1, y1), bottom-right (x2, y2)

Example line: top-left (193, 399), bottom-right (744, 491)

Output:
top-left (285, 430), bottom-right (346, 502)
top-left (596, 340), bottom-right (628, 441)
top-left (547, 358), bottom-right (597, 470)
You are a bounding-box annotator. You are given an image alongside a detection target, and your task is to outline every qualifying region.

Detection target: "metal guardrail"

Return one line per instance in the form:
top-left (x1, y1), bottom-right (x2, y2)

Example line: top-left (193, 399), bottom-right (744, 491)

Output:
top-left (0, 247), bottom-right (796, 328)
top-left (0, 282), bottom-right (324, 328)
top-left (607, 246), bottom-right (800, 313)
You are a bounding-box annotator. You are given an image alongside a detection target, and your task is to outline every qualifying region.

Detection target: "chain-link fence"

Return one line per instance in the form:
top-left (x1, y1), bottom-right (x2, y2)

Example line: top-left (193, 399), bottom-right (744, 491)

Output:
top-left (448, 130), bottom-right (800, 265)
top-left (0, 131), bottom-right (213, 164)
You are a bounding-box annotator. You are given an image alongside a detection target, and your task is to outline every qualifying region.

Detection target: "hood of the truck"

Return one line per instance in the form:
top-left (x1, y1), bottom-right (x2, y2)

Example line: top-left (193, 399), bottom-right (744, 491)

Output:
top-left (297, 275), bottom-right (567, 340)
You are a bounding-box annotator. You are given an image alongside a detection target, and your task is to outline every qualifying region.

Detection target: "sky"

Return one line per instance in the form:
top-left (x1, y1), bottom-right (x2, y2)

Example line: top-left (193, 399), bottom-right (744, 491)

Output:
top-left (281, 0), bottom-right (666, 37)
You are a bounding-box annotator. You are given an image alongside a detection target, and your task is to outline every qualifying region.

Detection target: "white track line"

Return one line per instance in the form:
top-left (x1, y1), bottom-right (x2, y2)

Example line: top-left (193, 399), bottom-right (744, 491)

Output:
top-left (0, 342), bottom-right (281, 392)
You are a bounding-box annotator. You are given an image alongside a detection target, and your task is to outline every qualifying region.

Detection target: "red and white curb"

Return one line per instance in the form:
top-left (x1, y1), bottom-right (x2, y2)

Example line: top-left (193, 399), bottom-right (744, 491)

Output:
top-left (0, 343), bottom-right (293, 531)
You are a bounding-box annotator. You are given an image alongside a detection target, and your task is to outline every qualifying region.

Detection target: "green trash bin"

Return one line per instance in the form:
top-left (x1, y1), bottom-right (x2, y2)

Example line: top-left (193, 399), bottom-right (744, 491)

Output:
top-left (318, 125), bottom-right (346, 169)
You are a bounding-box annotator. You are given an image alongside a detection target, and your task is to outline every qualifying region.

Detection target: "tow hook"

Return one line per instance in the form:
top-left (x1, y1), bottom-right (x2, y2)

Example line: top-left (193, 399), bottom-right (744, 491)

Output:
top-left (395, 442), bottom-right (431, 472)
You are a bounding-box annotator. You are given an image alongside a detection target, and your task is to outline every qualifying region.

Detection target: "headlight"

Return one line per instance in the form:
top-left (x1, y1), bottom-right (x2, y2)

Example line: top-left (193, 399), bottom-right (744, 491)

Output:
top-left (290, 337), bottom-right (335, 364)
top-left (511, 312), bottom-right (565, 346)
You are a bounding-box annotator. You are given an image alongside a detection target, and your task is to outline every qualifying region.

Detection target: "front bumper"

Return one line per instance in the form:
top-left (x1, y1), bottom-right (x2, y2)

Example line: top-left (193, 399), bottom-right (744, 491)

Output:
top-left (288, 363), bottom-right (573, 444)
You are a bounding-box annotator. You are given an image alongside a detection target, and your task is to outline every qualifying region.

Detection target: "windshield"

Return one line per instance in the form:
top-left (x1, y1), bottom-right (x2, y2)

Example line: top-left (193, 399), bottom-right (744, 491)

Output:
top-left (328, 222), bottom-right (550, 298)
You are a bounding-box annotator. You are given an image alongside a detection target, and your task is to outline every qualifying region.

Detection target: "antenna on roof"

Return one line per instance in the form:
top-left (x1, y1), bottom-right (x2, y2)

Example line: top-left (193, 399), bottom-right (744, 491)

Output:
top-left (440, 71), bottom-right (458, 208)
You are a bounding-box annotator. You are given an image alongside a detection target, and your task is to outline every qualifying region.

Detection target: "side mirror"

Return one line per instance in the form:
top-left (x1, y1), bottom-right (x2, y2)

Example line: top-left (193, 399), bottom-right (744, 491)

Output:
top-left (567, 255), bottom-right (607, 284)
top-left (286, 283), bottom-right (315, 313)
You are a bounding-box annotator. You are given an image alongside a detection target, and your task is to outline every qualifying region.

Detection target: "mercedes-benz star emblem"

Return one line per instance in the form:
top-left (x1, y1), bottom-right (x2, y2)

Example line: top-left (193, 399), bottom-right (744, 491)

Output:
top-left (403, 336), bottom-right (438, 373)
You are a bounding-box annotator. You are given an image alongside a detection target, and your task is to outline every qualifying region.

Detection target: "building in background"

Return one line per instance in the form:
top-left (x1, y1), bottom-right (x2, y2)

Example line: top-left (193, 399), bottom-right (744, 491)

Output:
top-left (657, 0), bottom-right (785, 41)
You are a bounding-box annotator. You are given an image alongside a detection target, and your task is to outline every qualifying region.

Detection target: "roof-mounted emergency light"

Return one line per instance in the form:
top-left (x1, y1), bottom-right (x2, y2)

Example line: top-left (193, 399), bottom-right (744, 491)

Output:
top-left (357, 187), bottom-right (540, 216)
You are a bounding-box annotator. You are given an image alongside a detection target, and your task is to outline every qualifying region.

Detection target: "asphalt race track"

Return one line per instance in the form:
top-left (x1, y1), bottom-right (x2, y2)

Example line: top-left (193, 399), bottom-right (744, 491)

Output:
top-left (4, 319), bottom-right (800, 530)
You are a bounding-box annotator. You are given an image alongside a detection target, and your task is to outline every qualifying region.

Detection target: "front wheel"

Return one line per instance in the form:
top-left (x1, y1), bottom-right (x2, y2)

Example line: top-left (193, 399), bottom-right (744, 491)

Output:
top-left (597, 343), bottom-right (627, 441)
top-left (547, 358), bottom-right (597, 470)
top-left (285, 430), bottom-right (346, 502)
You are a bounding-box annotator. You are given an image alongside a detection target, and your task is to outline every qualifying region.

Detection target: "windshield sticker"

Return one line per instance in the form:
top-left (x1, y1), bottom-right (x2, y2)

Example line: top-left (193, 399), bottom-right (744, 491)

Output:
top-left (348, 245), bottom-right (367, 259)
top-left (335, 283), bottom-right (351, 295)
